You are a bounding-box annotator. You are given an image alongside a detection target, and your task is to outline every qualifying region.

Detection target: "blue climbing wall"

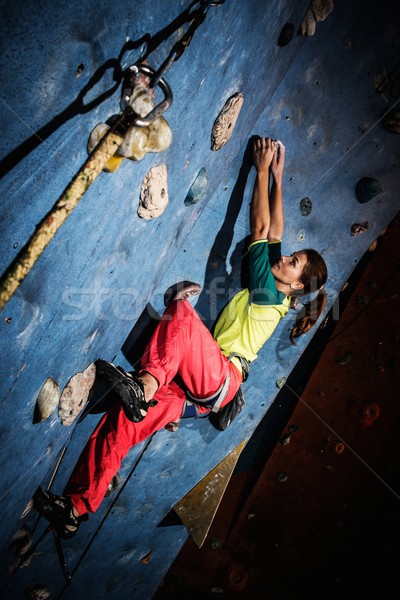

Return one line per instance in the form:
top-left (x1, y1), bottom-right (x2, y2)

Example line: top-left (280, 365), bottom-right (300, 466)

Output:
top-left (1, 0), bottom-right (399, 598)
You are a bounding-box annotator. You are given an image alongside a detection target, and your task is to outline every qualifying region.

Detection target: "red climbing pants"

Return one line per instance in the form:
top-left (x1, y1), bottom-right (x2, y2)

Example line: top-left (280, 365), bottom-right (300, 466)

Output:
top-left (64, 300), bottom-right (242, 514)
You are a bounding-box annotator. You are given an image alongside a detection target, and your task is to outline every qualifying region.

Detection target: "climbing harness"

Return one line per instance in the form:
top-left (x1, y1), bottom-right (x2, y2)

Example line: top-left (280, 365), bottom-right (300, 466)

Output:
top-left (181, 352), bottom-right (249, 419)
top-left (0, 0), bottom-right (225, 312)
top-left (183, 370), bottom-right (231, 417)
top-left (209, 386), bottom-right (246, 431)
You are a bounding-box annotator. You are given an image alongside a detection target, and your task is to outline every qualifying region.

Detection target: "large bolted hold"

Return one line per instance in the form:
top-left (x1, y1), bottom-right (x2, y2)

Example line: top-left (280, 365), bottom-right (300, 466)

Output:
top-left (88, 64), bottom-right (173, 171)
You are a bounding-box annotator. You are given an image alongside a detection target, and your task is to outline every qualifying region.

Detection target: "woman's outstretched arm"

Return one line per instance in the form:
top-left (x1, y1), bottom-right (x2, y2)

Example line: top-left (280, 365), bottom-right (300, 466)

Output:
top-left (268, 140), bottom-right (285, 242)
top-left (250, 137), bottom-right (274, 242)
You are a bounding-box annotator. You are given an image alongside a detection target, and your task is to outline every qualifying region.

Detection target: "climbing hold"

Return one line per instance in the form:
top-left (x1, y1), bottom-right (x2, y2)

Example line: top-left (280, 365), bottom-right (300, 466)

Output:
top-left (278, 23), bottom-right (294, 46)
top-left (10, 525), bottom-right (33, 556)
top-left (276, 376), bottom-right (287, 389)
top-left (20, 498), bottom-right (34, 519)
top-left (210, 537), bottom-right (220, 550)
top-left (120, 81), bottom-right (172, 158)
top-left (221, 559), bottom-right (249, 592)
top-left (58, 362), bottom-right (96, 426)
top-left (280, 433), bottom-right (291, 446)
top-left (105, 473), bottom-right (121, 497)
top-left (25, 584), bottom-right (51, 600)
top-left (335, 350), bottom-right (352, 365)
top-left (348, 400), bottom-right (380, 427)
top-left (33, 378), bottom-right (60, 424)
top-left (211, 92), bottom-right (244, 151)
top-left (356, 294), bottom-right (369, 306)
top-left (87, 83), bottom-right (172, 170)
top-left (382, 109), bottom-right (400, 133)
top-left (335, 442), bottom-right (345, 455)
top-left (300, 197), bottom-right (312, 216)
top-left (184, 167), bottom-right (208, 205)
top-left (355, 177), bottom-right (383, 203)
top-left (368, 240), bottom-right (378, 252)
top-left (278, 23), bottom-right (295, 46)
top-left (277, 471), bottom-right (288, 482)
top-left (299, 0), bottom-right (334, 36)
top-left (350, 221), bottom-right (369, 236)
top-left (138, 164), bottom-right (169, 219)
top-left (140, 551), bottom-right (152, 564)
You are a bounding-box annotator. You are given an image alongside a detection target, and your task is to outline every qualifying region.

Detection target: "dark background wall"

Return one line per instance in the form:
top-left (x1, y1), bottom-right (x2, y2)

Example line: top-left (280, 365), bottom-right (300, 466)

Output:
top-left (0, 1), bottom-right (399, 598)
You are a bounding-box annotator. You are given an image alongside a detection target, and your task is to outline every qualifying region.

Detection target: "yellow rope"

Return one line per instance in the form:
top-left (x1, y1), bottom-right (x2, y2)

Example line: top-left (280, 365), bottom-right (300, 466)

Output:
top-left (0, 129), bottom-right (124, 311)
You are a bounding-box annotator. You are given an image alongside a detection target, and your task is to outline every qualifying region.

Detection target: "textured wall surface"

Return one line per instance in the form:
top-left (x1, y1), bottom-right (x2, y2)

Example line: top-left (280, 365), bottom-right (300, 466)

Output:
top-left (0, 0), bottom-right (399, 598)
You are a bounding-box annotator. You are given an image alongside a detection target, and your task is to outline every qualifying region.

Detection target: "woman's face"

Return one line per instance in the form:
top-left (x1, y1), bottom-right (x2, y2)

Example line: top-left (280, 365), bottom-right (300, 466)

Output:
top-left (271, 251), bottom-right (307, 290)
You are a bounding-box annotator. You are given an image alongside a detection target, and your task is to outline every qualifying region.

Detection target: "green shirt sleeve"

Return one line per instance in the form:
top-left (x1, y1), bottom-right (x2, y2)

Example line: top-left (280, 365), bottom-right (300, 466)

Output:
top-left (248, 240), bottom-right (285, 305)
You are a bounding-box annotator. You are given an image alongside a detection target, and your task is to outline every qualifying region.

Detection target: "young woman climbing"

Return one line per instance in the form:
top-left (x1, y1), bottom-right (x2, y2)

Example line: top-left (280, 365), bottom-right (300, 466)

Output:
top-left (33, 136), bottom-right (327, 539)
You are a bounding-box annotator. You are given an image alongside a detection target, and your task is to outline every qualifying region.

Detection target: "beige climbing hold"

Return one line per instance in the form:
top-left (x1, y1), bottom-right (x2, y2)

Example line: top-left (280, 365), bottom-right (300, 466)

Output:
top-left (20, 498), bottom-right (34, 519)
top-left (145, 115), bottom-right (173, 154)
top-left (25, 584), bottom-right (51, 600)
top-left (211, 92), bottom-right (244, 151)
top-left (58, 362), bottom-right (96, 426)
top-left (33, 378), bottom-right (60, 423)
top-left (138, 165), bottom-right (169, 219)
top-left (300, 0), bottom-right (334, 36)
top-left (118, 125), bottom-right (149, 160)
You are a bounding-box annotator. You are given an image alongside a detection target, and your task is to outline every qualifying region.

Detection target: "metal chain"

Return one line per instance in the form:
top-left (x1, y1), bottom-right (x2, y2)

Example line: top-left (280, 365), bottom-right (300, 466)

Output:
top-left (150, 0), bottom-right (226, 87)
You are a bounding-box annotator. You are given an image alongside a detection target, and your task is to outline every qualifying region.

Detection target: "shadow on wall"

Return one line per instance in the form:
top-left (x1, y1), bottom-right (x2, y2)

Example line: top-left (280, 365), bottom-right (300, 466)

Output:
top-left (0, 0), bottom-right (212, 180)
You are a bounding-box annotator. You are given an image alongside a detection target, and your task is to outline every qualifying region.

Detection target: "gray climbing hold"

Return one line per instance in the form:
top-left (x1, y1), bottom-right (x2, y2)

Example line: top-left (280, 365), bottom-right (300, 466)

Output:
top-left (276, 376), bottom-right (287, 389)
top-left (33, 378), bottom-right (60, 424)
top-left (355, 177), bottom-right (383, 203)
top-left (58, 362), bottom-right (96, 426)
top-left (277, 471), bottom-right (288, 482)
top-left (300, 197), bottom-right (312, 216)
top-left (184, 167), bottom-right (208, 205)
top-left (105, 472), bottom-right (121, 497)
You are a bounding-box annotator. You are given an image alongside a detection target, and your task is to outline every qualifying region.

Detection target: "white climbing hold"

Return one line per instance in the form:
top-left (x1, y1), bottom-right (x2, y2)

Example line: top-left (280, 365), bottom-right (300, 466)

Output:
top-left (25, 584), bottom-right (51, 600)
top-left (58, 362), bottom-right (96, 426)
top-left (33, 378), bottom-right (60, 423)
top-left (211, 92), bottom-right (244, 151)
top-left (138, 164), bottom-right (169, 219)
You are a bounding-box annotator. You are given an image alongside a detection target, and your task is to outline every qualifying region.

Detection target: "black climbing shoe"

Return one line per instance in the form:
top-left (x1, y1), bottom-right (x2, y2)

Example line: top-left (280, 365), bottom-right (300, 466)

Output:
top-left (164, 281), bottom-right (202, 307)
top-left (95, 360), bottom-right (158, 423)
top-left (33, 487), bottom-right (87, 540)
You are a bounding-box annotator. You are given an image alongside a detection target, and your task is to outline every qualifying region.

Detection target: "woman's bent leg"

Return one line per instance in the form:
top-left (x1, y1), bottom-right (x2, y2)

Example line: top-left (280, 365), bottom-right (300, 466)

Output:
top-left (141, 300), bottom-right (232, 398)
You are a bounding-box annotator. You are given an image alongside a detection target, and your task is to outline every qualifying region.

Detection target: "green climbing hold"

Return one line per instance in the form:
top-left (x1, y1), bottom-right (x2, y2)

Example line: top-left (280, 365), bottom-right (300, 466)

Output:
top-left (184, 168), bottom-right (208, 206)
top-left (355, 177), bottom-right (383, 203)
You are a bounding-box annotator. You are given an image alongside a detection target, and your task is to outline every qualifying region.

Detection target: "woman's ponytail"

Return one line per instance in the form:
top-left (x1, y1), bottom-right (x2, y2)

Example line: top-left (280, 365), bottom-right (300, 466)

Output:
top-left (289, 248), bottom-right (328, 345)
top-left (290, 287), bottom-right (327, 344)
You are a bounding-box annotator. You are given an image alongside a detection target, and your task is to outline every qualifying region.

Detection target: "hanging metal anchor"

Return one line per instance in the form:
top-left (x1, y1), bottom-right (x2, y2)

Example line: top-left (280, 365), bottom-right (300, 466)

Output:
top-left (0, 64), bottom-right (173, 311)
top-left (88, 63), bottom-right (173, 170)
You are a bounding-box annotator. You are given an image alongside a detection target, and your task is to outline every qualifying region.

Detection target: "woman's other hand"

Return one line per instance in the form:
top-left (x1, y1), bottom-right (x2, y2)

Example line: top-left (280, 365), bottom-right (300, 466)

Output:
top-left (252, 137), bottom-right (274, 173)
top-left (271, 139), bottom-right (285, 184)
